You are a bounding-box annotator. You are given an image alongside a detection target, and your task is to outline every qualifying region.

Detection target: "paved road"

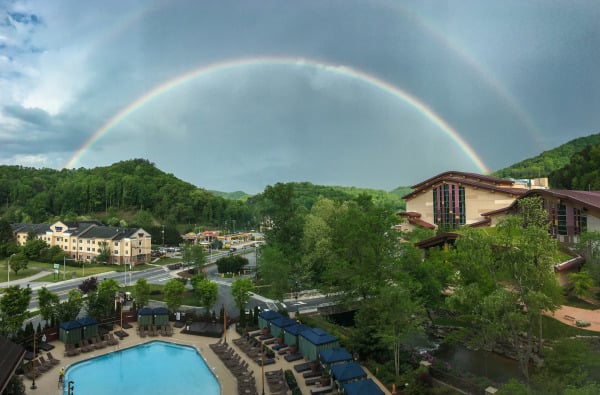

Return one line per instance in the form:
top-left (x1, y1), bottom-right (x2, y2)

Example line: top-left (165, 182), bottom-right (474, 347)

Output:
top-left (4, 249), bottom-right (288, 329)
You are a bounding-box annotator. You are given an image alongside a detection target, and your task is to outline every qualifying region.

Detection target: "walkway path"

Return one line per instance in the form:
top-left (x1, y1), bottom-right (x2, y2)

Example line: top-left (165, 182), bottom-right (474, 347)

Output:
top-left (0, 269), bottom-right (52, 288)
top-left (547, 305), bottom-right (600, 332)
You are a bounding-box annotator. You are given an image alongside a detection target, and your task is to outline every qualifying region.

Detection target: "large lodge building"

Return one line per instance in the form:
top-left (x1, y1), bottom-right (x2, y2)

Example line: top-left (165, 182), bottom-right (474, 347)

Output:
top-left (398, 171), bottom-right (600, 247)
top-left (11, 221), bottom-right (152, 266)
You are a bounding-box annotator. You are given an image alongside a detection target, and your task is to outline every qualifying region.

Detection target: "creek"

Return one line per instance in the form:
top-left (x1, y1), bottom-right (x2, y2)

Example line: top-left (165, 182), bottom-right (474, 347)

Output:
top-left (433, 343), bottom-right (524, 385)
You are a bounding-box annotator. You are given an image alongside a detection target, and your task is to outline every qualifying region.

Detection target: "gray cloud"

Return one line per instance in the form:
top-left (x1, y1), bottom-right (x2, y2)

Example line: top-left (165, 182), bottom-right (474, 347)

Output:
top-left (1, 0), bottom-right (599, 192)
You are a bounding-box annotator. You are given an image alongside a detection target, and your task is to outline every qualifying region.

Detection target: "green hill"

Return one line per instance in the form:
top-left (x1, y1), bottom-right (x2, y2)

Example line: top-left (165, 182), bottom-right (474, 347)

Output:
top-left (492, 132), bottom-right (600, 179)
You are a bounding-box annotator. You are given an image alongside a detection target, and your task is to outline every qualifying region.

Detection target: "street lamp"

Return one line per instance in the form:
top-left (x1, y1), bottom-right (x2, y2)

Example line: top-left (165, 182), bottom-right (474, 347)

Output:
top-left (7, 253), bottom-right (16, 286)
top-left (31, 332), bottom-right (37, 390)
top-left (63, 256), bottom-right (76, 280)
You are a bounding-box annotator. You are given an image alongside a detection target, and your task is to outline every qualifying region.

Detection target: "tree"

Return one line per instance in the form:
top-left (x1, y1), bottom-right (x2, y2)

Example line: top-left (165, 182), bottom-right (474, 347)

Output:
top-left (97, 241), bottom-right (112, 264)
top-left (361, 285), bottom-right (425, 377)
top-left (0, 285), bottom-right (32, 337)
top-left (324, 196), bottom-right (399, 303)
top-left (37, 287), bottom-right (60, 326)
top-left (191, 275), bottom-right (218, 313)
top-left (182, 244), bottom-right (206, 272)
top-left (8, 252), bottom-right (28, 275)
top-left (163, 278), bottom-right (186, 311)
top-left (22, 238), bottom-right (48, 260)
top-left (3, 374), bottom-right (26, 395)
top-left (447, 197), bottom-right (563, 382)
top-left (78, 277), bottom-right (99, 294)
top-left (0, 218), bottom-right (17, 258)
top-left (56, 289), bottom-right (84, 322)
top-left (568, 269), bottom-right (595, 299)
top-left (86, 279), bottom-right (120, 320)
top-left (576, 231), bottom-right (600, 285)
top-left (134, 278), bottom-right (150, 308)
top-left (231, 278), bottom-right (254, 327)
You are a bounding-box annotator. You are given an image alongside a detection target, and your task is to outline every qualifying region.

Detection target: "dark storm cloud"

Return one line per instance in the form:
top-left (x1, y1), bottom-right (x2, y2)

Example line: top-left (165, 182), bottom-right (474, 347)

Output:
top-left (1, 0), bottom-right (600, 191)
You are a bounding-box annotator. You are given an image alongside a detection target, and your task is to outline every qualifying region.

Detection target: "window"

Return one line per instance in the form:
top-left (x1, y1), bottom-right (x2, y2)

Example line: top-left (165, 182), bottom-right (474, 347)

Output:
top-left (557, 204), bottom-right (567, 235)
top-left (433, 183), bottom-right (465, 229)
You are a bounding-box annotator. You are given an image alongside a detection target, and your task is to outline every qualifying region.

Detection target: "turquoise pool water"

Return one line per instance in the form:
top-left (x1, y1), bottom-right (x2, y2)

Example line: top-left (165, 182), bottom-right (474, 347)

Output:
top-left (63, 340), bottom-right (220, 395)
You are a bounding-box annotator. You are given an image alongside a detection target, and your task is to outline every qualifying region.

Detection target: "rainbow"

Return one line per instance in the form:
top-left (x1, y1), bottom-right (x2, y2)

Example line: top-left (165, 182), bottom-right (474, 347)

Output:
top-left (65, 56), bottom-right (490, 173)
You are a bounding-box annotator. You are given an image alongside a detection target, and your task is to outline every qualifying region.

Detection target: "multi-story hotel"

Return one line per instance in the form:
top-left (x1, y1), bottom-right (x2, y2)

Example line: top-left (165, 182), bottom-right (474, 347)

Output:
top-left (11, 221), bottom-right (152, 266)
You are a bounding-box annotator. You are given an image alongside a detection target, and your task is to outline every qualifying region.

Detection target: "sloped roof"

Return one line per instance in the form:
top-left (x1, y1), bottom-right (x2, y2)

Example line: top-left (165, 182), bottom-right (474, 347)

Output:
top-left (330, 362), bottom-right (367, 382)
top-left (60, 321), bottom-right (83, 330)
top-left (284, 323), bottom-right (310, 336)
top-left (319, 347), bottom-right (353, 364)
top-left (403, 171), bottom-right (525, 200)
top-left (77, 317), bottom-right (98, 327)
top-left (138, 307), bottom-right (153, 316)
top-left (0, 336), bottom-right (26, 394)
top-left (271, 316), bottom-right (297, 329)
top-left (153, 307), bottom-right (169, 315)
top-left (342, 378), bottom-right (384, 395)
top-left (300, 328), bottom-right (337, 346)
top-left (258, 310), bottom-right (283, 321)
top-left (11, 223), bottom-right (51, 234)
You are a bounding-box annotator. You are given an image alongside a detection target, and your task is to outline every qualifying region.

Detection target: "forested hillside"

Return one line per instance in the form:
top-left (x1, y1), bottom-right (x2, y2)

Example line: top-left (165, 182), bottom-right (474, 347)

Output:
top-left (247, 182), bottom-right (405, 212)
top-left (549, 143), bottom-right (600, 190)
top-left (493, 132), bottom-right (600, 179)
top-left (0, 159), bottom-right (252, 227)
top-left (0, 159), bottom-right (404, 228)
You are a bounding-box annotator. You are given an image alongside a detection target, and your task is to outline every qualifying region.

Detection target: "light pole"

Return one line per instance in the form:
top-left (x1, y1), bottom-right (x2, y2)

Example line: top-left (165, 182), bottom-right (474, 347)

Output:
top-left (162, 225), bottom-right (165, 247)
top-left (63, 256), bottom-right (76, 280)
top-left (31, 332), bottom-right (37, 390)
top-left (261, 340), bottom-right (265, 395)
top-left (7, 253), bottom-right (15, 286)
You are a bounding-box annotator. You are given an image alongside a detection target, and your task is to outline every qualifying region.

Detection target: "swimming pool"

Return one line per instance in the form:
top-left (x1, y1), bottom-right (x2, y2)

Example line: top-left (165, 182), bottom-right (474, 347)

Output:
top-left (63, 340), bottom-right (220, 395)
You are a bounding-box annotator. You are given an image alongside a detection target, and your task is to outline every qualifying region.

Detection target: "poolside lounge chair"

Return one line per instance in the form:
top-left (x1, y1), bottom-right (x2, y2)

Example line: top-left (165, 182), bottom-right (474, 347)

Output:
top-left (294, 361), bottom-right (311, 372)
top-left (64, 343), bottom-right (80, 357)
top-left (24, 362), bottom-right (42, 380)
top-left (80, 339), bottom-right (94, 352)
top-left (39, 354), bottom-right (58, 368)
top-left (284, 353), bottom-right (303, 362)
top-left (91, 336), bottom-right (106, 349)
top-left (32, 358), bottom-right (51, 372)
top-left (47, 352), bottom-right (61, 365)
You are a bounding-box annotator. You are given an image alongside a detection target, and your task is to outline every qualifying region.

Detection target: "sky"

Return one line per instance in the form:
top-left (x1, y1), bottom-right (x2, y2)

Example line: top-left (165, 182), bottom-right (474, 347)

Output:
top-left (1, 0), bottom-right (599, 194)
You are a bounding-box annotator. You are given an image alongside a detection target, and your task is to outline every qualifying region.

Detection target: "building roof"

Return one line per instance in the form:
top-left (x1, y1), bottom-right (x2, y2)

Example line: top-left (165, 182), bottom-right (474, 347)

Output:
top-left (138, 307), bottom-right (153, 316)
top-left (77, 317), bottom-right (98, 327)
top-left (415, 233), bottom-right (460, 249)
top-left (153, 307), bottom-right (169, 315)
top-left (483, 189), bottom-right (600, 218)
top-left (271, 317), bottom-right (297, 330)
top-left (284, 323), bottom-right (310, 336)
top-left (0, 336), bottom-right (26, 394)
top-left (342, 378), bottom-right (384, 395)
top-left (300, 328), bottom-right (337, 346)
top-left (258, 310), bottom-right (283, 321)
top-left (59, 321), bottom-right (83, 330)
top-left (10, 223), bottom-right (51, 234)
top-left (330, 361), bottom-right (367, 382)
top-left (403, 171), bottom-right (526, 200)
top-left (319, 347), bottom-right (353, 364)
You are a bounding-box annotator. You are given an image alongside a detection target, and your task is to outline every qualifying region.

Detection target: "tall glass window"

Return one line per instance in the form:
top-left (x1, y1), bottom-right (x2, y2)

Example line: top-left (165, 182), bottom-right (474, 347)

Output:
top-left (433, 184), bottom-right (465, 229)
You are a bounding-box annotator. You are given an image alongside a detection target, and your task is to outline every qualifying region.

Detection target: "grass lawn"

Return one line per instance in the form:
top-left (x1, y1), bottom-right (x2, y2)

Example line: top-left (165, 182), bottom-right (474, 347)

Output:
top-left (541, 315), bottom-right (599, 340)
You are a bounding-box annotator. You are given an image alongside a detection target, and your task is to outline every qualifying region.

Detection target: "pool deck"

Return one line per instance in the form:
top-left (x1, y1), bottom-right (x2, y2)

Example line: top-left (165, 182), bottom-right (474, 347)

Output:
top-left (23, 324), bottom-right (391, 394)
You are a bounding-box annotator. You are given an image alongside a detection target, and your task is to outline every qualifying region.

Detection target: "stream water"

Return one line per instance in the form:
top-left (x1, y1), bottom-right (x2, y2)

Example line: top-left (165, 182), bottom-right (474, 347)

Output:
top-left (433, 343), bottom-right (524, 384)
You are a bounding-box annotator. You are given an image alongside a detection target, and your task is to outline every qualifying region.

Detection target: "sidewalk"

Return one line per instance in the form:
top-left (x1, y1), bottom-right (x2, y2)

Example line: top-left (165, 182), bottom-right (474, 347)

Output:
top-left (0, 270), bottom-right (52, 289)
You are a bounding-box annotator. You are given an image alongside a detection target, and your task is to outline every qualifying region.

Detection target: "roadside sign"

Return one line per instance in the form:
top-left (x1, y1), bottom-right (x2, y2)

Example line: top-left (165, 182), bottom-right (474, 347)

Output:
top-left (53, 263), bottom-right (60, 269)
